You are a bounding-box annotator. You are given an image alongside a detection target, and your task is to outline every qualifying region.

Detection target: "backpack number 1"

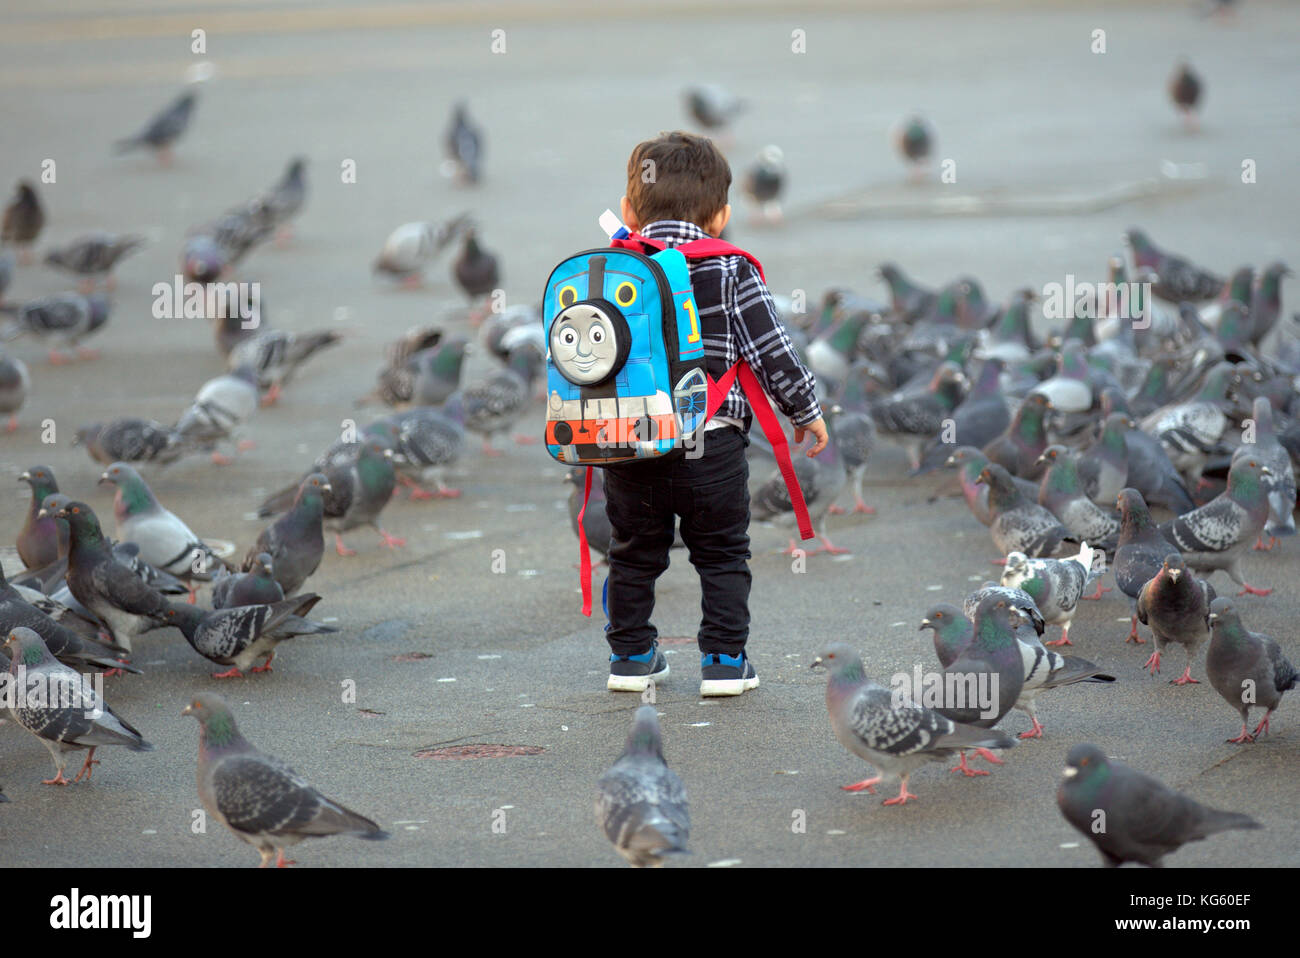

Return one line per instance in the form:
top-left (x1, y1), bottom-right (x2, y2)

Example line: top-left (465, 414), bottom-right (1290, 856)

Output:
top-left (684, 299), bottom-right (701, 343)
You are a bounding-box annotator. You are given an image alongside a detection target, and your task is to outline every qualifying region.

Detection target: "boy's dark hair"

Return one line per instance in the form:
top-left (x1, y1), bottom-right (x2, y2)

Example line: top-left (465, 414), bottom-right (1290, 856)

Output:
top-left (626, 131), bottom-right (731, 228)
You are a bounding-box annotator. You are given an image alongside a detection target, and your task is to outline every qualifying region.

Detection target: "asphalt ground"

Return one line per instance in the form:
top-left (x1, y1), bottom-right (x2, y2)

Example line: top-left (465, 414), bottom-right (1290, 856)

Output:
top-left (0, 0), bottom-right (1297, 869)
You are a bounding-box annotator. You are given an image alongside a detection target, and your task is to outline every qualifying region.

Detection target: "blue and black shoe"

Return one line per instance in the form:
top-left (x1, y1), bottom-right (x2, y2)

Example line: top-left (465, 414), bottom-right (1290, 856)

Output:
top-left (700, 651), bottom-right (759, 697)
top-left (607, 642), bottom-right (669, 692)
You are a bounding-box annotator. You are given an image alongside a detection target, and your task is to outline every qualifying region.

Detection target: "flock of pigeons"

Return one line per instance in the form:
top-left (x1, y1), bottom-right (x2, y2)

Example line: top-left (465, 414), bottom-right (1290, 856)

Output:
top-left (0, 61), bottom-right (1295, 869)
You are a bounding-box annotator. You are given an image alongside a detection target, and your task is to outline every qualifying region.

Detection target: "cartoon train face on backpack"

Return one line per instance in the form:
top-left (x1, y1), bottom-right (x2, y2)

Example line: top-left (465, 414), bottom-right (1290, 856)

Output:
top-left (543, 248), bottom-right (708, 464)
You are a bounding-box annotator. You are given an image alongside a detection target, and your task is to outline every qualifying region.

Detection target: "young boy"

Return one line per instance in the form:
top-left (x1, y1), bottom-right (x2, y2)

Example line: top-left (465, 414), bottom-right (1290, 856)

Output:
top-left (604, 131), bottom-right (827, 697)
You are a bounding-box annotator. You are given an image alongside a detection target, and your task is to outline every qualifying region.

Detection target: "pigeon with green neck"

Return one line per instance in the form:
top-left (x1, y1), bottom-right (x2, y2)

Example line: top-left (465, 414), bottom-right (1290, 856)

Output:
top-left (244, 473), bottom-right (329, 595)
top-left (1036, 446), bottom-right (1120, 553)
top-left (596, 705), bottom-right (690, 867)
top-left (1232, 397), bottom-right (1295, 549)
top-left (322, 439), bottom-right (403, 555)
top-left (877, 263), bottom-right (935, 323)
top-left (943, 446), bottom-right (1038, 526)
top-left (17, 465), bottom-right (67, 571)
top-left (977, 463), bottom-right (1068, 559)
top-left (1125, 228), bottom-right (1222, 303)
top-left (983, 392), bottom-right (1052, 479)
top-left (911, 358), bottom-right (1008, 476)
top-left (158, 592), bottom-right (337, 678)
top-left (1206, 597), bottom-right (1297, 743)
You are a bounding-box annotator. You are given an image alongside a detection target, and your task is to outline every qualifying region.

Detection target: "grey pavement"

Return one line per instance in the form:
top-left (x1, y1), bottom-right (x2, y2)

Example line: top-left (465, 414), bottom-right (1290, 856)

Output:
top-left (0, 0), bottom-right (1297, 868)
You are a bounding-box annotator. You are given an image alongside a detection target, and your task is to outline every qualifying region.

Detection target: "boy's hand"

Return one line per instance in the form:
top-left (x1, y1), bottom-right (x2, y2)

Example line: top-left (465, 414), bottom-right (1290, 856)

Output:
top-left (795, 418), bottom-right (828, 457)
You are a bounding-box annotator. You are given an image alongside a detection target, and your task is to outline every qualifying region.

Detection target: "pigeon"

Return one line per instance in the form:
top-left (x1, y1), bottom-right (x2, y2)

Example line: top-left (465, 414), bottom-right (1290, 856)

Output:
top-left (74, 417), bottom-right (188, 467)
top-left (17, 465), bottom-right (67, 571)
top-left (1036, 446), bottom-right (1120, 551)
top-left (1158, 457), bottom-right (1272, 596)
top-left (250, 157), bottom-right (307, 242)
top-left (1249, 262), bottom-right (1290, 346)
top-left (878, 263), bottom-right (935, 323)
top-left (453, 229), bottom-right (500, 313)
top-left (4, 628), bottom-right (153, 785)
top-left (1001, 543), bottom-right (1099, 646)
top-left (44, 233), bottom-right (144, 290)
top-left (868, 361), bottom-right (966, 470)
top-left (0, 292), bottom-right (112, 362)
top-left (445, 102), bottom-right (483, 185)
top-left (934, 594), bottom-right (1026, 732)
top-left (806, 310), bottom-right (869, 396)
top-left (983, 393), bottom-right (1053, 479)
top-left (226, 325), bottom-right (341, 405)
top-left (41, 496), bottom-right (171, 652)
top-left (827, 403), bottom-right (876, 515)
top-left (1206, 597), bottom-right (1297, 743)
top-left (1233, 397), bottom-right (1295, 548)
top-left (742, 144), bottom-right (785, 223)
top-left (1168, 62), bottom-right (1203, 133)
top-left (1126, 229), bottom-right (1223, 304)
top-left (182, 233), bottom-right (228, 284)
top-left (1118, 488), bottom-right (1188, 624)
top-left (1117, 416), bottom-right (1197, 514)
top-left (893, 114), bottom-right (933, 183)
top-left (385, 405), bottom-right (466, 499)
top-left (2, 181), bottom-right (45, 263)
top-left (0, 250), bottom-right (12, 303)
top-left (812, 641), bottom-right (1016, 805)
top-left (1075, 412), bottom-right (1131, 506)
top-left (1142, 362), bottom-right (1238, 480)
top-left (160, 592), bottom-right (337, 678)
top-left (321, 439), bottom-right (402, 555)
top-left (98, 462), bottom-right (228, 592)
top-left (372, 215), bottom-right (470, 287)
top-left (1030, 340), bottom-right (1092, 415)
top-left (175, 364), bottom-right (260, 463)
top-left (978, 463), bottom-right (1068, 558)
top-left (0, 349), bottom-right (28, 431)
top-left (212, 552), bottom-right (284, 610)
top-left (912, 358), bottom-right (1008, 475)
top-left (1057, 743), bottom-right (1260, 867)
top-left (0, 785), bottom-right (7, 803)
top-left (943, 446), bottom-right (1039, 526)
top-left (245, 474), bottom-right (330, 595)
top-left (192, 203), bottom-right (274, 266)
top-left (408, 337), bottom-right (469, 407)
top-left (114, 90), bottom-right (197, 163)
top-left (752, 416), bottom-right (848, 555)
top-left (1136, 554), bottom-right (1216, 685)
top-left (595, 705), bottom-right (690, 867)
top-left (0, 564), bottom-right (137, 674)
top-left (685, 83), bottom-right (745, 132)
top-left (183, 692), bottom-right (388, 867)
top-left (459, 347), bottom-right (540, 455)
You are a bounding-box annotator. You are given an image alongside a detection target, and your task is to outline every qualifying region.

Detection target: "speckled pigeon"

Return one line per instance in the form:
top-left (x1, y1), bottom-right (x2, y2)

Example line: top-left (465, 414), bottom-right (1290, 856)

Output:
top-left (44, 233), bottom-right (144, 288)
top-left (1037, 447), bottom-right (1120, 552)
top-left (812, 641), bottom-right (1016, 806)
top-left (752, 418), bottom-right (847, 554)
top-left (595, 705), bottom-right (690, 867)
top-left (1233, 397), bottom-right (1295, 548)
top-left (74, 417), bottom-right (189, 467)
top-left (4, 628), bottom-right (153, 785)
top-left (1058, 743), bottom-right (1259, 867)
top-left (1126, 228), bottom-right (1222, 303)
top-left (1001, 543), bottom-right (1100, 646)
top-left (978, 463), bottom-right (1068, 558)
top-left (372, 215), bottom-right (470, 286)
top-left (184, 693), bottom-right (388, 867)
top-left (1206, 597), bottom-right (1297, 743)
top-left (1136, 554), bottom-right (1216, 685)
top-left (944, 446), bottom-right (1038, 526)
top-left (160, 592), bottom-right (336, 678)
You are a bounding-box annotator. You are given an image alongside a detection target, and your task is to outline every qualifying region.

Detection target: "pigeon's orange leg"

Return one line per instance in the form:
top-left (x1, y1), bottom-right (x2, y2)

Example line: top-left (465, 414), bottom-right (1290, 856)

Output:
top-left (72, 748), bottom-right (99, 783)
top-left (211, 666), bottom-right (244, 679)
top-left (840, 776), bottom-right (880, 794)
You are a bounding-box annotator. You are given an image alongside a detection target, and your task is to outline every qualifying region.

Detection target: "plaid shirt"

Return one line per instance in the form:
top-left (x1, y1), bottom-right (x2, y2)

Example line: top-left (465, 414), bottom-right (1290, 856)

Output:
top-left (638, 220), bottom-right (823, 430)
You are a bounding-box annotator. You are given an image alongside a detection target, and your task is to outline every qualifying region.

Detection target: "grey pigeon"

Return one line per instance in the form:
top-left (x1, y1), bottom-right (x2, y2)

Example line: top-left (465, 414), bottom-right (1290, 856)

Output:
top-left (184, 692), bottom-right (388, 867)
top-left (1233, 397), bottom-right (1295, 547)
top-left (1126, 228), bottom-right (1222, 304)
top-left (1136, 553), bottom-right (1216, 685)
top-left (372, 215), bottom-right (470, 286)
top-left (4, 627), bottom-right (153, 785)
top-left (595, 705), bottom-right (690, 868)
top-left (99, 462), bottom-right (228, 590)
top-left (245, 473), bottom-right (330, 595)
top-left (212, 553), bottom-right (284, 610)
top-left (752, 418), bottom-right (848, 554)
top-left (75, 417), bottom-right (188, 468)
top-left (1141, 361), bottom-right (1238, 478)
top-left (17, 464), bottom-right (68, 572)
top-left (978, 463), bottom-right (1068, 558)
top-left (944, 446), bottom-right (1038, 526)
top-left (983, 392), bottom-right (1053, 479)
top-left (1158, 457), bottom-right (1272, 596)
top-left (685, 83), bottom-right (745, 131)
top-left (192, 202), bottom-right (274, 266)
top-left (812, 641), bottom-right (1016, 805)
top-left (1058, 743), bottom-right (1259, 867)
top-left (934, 593), bottom-right (1025, 732)
top-left (44, 233), bottom-right (144, 287)
top-left (0, 292), bottom-right (111, 362)
top-left (182, 233), bottom-right (227, 284)
top-left (1249, 261), bottom-right (1290, 346)
top-left (867, 361), bottom-right (966, 470)
top-left (226, 326), bottom-right (341, 405)
top-left (159, 593), bottom-right (337, 678)
top-left (0, 563), bottom-right (136, 674)
top-left (1074, 412), bottom-right (1130, 506)
top-left (1000, 543), bottom-right (1100, 646)
top-left (827, 404), bottom-right (875, 514)
top-left (114, 90), bottom-right (197, 162)
top-left (1206, 597), bottom-right (1297, 743)
top-left (175, 364), bottom-right (260, 462)
top-left (912, 358), bottom-right (1008, 476)
top-left (452, 229), bottom-right (500, 309)
top-left (2, 180), bottom-right (45, 261)
top-left (1036, 446), bottom-right (1120, 551)
top-left (742, 145), bottom-right (785, 222)
top-left (410, 337), bottom-right (470, 407)
top-left (320, 439), bottom-right (402, 555)
top-left (1114, 488), bottom-right (1182, 643)
top-left (42, 496), bottom-right (171, 652)
top-left (1117, 415), bottom-right (1196, 514)
top-left (459, 347), bottom-right (540, 454)
top-left (249, 157), bottom-right (307, 241)
top-left (878, 263), bottom-right (936, 323)
top-left (0, 349), bottom-right (28, 430)
top-left (445, 102), bottom-right (483, 185)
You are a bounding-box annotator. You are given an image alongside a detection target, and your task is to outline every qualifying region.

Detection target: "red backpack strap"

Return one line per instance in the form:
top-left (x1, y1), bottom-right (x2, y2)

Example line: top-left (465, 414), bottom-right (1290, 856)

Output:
top-left (707, 361), bottom-right (814, 541)
top-left (609, 233), bottom-right (665, 253)
top-left (675, 239), bottom-right (765, 282)
top-left (577, 467), bottom-right (594, 616)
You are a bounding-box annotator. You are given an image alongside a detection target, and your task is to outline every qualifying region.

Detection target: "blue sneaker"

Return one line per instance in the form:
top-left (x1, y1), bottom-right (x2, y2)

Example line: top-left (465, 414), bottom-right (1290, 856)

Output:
top-left (700, 651), bottom-right (759, 697)
top-left (607, 642), bottom-right (669, 692)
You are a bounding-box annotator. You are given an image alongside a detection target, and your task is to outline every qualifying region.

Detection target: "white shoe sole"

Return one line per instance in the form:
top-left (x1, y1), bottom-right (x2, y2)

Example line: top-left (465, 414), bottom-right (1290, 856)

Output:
top-left (699, 675), bottom-right (760, 697)
top-left (607, 665), bottom-right (670, 693)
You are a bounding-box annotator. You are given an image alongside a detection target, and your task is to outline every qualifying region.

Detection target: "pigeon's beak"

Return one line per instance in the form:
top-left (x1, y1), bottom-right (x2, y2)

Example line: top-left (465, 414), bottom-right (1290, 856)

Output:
top-left (919, 619), bottom-right (931, 631)
top-left (1168, 568), bottom-right (1181, 582)
top-left (1261, 466), bottom-right (1273, 477)
top-left (18, 472), bottom-right (29, 483)
top-left (97, 472), bottom-right (111, 485)
top-left (809, 656), bottom-right (824, 671)
top-left (322, 483), bottom-right (333, 493)
top-left (181, 703), bottom-right (193, 717)
top-left (1061, 766), bottom-right (1079, 779)
top-left (1208, 612), bottom-right (1219, 624)
top-left (944, 454), bottom-right (957, 467)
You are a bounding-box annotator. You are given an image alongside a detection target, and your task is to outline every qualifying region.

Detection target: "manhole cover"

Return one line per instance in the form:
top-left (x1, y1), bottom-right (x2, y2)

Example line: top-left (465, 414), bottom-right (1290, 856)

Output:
top-left (414, 744), bottom-right (546, 759)
top-left (392, 652), bottom-right (434, 662)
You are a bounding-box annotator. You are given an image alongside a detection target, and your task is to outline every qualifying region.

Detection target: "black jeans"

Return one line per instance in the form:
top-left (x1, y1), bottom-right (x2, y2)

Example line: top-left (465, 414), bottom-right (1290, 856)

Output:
top-left (602, 426), bottom-right (751, 658)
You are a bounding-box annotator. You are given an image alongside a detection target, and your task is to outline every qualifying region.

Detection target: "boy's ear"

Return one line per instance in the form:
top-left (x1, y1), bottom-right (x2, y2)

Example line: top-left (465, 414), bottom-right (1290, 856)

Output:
top-left (620, 196), bottom-right (640, 231)
top-left (708, 204), bottom-right (732, 237)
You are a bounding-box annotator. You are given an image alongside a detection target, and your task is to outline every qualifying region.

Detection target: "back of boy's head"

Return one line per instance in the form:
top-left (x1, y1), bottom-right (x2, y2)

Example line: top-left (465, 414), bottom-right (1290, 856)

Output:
top-left (626, 131), bottom-right (731, 228)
